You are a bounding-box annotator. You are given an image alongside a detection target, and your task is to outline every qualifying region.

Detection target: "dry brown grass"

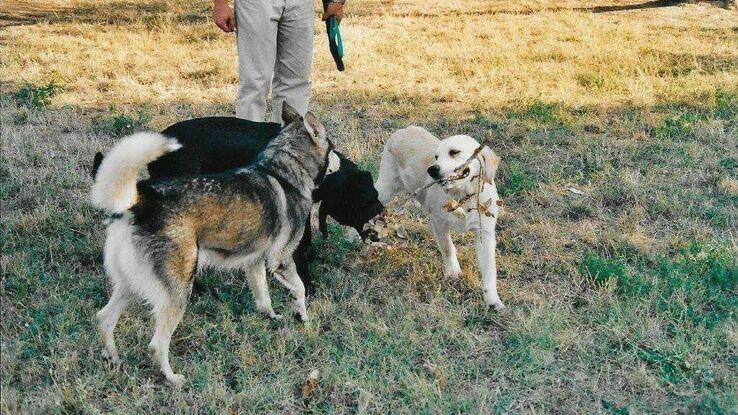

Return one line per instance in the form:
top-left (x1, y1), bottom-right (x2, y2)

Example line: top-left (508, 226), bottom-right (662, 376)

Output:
top-left (3, 0), bottom-right (737, 116)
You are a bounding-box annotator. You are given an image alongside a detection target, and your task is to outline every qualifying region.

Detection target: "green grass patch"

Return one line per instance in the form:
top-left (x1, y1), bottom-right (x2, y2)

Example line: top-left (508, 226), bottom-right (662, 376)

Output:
top-left (714, 89), bottom-right (738, 120)
top-left (92, 112), bottom-right (151, 137)
top-left (653, 243), bottom-right (737, 328)
top-left (576, 72), bottom-right (606, 90)
top-left (522, 100), bottom-right (564, 124)
top-left (653, 112), bottom-right (699, 140)
top-left (498, 162), bottom-right (538, 197)
top-left (14, 81), bottom-right (62, 110)
top-left (580, 253), bottom-right (651, 296)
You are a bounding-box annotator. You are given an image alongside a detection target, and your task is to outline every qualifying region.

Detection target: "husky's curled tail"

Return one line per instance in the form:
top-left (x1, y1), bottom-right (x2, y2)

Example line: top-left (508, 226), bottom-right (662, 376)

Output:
top-left (90, 132), bottom-right (181, 213)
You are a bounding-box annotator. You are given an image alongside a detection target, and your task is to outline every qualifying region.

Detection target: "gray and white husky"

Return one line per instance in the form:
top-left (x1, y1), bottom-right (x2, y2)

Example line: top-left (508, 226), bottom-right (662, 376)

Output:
top-left (91, 102), bottom-right (337, 385)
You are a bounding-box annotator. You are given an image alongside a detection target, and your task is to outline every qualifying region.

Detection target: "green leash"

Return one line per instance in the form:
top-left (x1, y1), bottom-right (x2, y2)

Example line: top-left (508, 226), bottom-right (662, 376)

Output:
top-left (325, 15), bottom-right (344, 71)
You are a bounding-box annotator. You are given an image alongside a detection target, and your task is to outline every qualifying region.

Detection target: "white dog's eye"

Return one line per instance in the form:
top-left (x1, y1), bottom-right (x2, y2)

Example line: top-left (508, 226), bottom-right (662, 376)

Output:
top-left (449, 149), bottom-right (460, 157)
top-left (434, 155), bottom-right (438, 160)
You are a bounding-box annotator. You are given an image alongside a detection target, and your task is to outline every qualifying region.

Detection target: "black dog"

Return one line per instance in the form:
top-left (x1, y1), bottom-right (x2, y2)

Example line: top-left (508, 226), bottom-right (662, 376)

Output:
top-left (92, 117), bottom-right (384, 289)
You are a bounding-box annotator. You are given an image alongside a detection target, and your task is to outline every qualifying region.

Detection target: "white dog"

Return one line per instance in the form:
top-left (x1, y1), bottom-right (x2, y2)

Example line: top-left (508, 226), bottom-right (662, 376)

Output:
top-left (375, 126), bottom-right (505, 310)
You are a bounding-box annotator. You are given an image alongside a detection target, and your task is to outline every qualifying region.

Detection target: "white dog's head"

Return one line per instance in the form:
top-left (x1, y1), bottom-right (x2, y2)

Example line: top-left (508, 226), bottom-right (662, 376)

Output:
top-left (427, 135), bottom-right (500, 190)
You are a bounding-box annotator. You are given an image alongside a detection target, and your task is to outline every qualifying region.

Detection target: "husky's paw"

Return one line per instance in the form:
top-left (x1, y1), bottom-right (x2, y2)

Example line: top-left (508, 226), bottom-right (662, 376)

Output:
top-left (292, 306), bottom-right (309, 324)
top-left (165, 373), bottom-right (186, 386)
top-left (263, 309), bottom-right (283, 320)
top-left (101, 348), bottom-right (120, 365)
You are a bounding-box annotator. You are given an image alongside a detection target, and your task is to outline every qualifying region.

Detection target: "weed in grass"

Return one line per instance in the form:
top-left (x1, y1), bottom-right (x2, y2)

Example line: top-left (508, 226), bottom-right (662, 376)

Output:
top-left (714, 89), bottom-right (738, 120)
top-left (498, 162), bottom-right (537, 197)
top-left (601, 399), bottom-right (630, 415)
top-left (522, 101), bottom-right (563, 124)
top-left (653, 243), bottom-right (737, 329)
top-left (580, 253), bottom-right (652, 296)
top-left (719, 157), bottom-right (736, 172)
top-left (653, 113), bottom-right (699, 140)
top-left (14, 81), bottom-right (62, 110)
top-left (635, 343), bottom-right (689, 384)
top-left (92, 112), bottom-right (152, 137)
top-left (576, 72), bottom-right (606, 90)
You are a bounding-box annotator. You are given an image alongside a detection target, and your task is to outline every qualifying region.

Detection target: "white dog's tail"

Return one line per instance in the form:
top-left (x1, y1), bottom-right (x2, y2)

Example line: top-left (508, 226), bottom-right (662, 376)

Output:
top-left (91, 132), bottom-right (181, 214)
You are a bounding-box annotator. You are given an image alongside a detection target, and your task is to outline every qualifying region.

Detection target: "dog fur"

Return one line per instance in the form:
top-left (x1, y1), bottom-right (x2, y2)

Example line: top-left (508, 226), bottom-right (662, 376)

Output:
top-left (93, 117), bottom-right (383, 289)
top-left (92, 103), bottom-right (333, 385)
top-left (375, 126), bottom-right (505, 310)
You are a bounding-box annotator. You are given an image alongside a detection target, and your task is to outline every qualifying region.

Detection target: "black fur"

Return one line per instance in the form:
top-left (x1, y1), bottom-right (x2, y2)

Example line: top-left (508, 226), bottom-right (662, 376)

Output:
top-left (93, 117), bottom-right (384, 290)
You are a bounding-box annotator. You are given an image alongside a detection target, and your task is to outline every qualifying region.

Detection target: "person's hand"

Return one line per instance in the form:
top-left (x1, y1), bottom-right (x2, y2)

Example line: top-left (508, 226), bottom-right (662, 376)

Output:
top-left (213, 1), bottom-right (236, 32)
top-left (322, 1), bottom-right (344, 22)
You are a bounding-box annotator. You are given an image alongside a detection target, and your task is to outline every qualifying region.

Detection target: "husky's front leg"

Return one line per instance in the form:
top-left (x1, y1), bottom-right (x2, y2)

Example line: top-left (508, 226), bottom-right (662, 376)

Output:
top-left (475, 229), bottom-right (505, 311)
top-left (245, 262), bottom-right (282, 320)
top-left (273, 260), bottom-right (308, 323)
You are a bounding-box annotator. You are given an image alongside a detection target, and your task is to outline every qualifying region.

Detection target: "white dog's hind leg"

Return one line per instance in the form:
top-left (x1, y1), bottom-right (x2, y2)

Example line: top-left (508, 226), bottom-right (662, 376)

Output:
top-left (475, 231), bottom-right (505, 310)
top-left (430, 217), bottom-right (462, 279)
top-left (245, 262), bottom-right (281, 320)
top-left (273, 261), bottom-right (308, 323)
top-left (375, 147), bottom-right (402, 204)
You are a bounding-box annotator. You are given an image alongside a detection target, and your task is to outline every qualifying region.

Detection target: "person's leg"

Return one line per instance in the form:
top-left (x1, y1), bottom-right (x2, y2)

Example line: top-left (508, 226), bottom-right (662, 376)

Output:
top-left (234, 0), bottom-right (282, 121)
top-left (270, 0), bottom-right (314, 122)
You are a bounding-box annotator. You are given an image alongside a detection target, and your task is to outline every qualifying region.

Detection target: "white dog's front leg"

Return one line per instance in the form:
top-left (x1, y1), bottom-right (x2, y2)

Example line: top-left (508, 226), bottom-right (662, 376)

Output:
top-left (475, 231), bottom-right (504, 310)
top-left (430, 217), bottom-right (462, 278)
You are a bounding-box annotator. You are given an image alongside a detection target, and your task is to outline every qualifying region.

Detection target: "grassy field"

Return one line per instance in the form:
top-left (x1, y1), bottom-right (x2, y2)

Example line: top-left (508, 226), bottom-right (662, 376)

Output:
top-left (2, 0), bottom-right (737, 413)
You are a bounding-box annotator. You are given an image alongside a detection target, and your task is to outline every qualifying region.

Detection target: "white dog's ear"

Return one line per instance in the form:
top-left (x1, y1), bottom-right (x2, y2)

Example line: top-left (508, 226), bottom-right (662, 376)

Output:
top-left (478, 146), bottom-right (500, 184)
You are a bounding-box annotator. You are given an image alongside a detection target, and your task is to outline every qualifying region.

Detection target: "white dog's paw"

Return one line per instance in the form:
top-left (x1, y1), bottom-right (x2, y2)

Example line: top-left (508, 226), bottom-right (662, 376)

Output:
top-left (165, 373), bottom-right (186, 386)
top-left (444, 266), bottom-right (463, 279)
top-left (484, 292), bottom-right (506, 311)
top-left (489, 301), bottom-right (506, 312)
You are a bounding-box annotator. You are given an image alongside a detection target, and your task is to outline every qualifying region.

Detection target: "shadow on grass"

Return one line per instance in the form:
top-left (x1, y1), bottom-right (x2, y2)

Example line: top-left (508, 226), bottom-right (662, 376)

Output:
top-left (0, 0), bottom-right (209, 28)
top-left (3, 0), bottom-right (734, 28)
top-left (376, 0), bottom-right (733, 18)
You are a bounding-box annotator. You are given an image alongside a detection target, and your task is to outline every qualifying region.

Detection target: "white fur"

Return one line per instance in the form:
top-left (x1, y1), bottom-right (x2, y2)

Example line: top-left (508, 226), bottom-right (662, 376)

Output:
top-left (327, 151), bottom-right (341, 175)
top-left (97, 215), bottom-right (187, 384)
top-left (375, 126), bottom-right (505, 310)
top-left (91, 132), bottom-right (181, 213)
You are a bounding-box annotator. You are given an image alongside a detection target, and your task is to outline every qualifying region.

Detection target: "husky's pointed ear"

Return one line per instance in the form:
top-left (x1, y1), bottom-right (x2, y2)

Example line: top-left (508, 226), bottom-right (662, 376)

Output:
top-left (304, 111), bottom-right (325, 142)
top-left (281, 101), bottom-right (302, 125)
top-left (479, 146), bottom-right (501, 184)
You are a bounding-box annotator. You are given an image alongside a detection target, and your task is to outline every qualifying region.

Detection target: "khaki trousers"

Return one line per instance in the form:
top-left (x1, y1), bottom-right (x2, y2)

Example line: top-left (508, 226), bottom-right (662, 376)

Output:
top-left (234, 0), bottom-right (314, 123)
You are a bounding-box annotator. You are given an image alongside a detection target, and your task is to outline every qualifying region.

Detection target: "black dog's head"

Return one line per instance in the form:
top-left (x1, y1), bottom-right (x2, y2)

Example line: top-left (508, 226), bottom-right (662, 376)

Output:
top-left (314, 153), bottom-right (384, 238)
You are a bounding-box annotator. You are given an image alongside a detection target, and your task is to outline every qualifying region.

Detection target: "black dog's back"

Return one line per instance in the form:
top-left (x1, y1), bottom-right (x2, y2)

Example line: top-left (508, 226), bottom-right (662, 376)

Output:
top-left (150, 117), bottom-right (281, 178)
top-left (90, 117), bottom-right (280, 179)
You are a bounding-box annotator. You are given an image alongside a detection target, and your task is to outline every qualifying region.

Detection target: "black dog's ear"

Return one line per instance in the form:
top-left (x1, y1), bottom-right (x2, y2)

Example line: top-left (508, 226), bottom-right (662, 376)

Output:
top-left (312, 186), bottom-right (325, 202)
top-left (92, 152), bottom-right (104, 178)
top-left (281, 101), bottom-right (302, 125)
